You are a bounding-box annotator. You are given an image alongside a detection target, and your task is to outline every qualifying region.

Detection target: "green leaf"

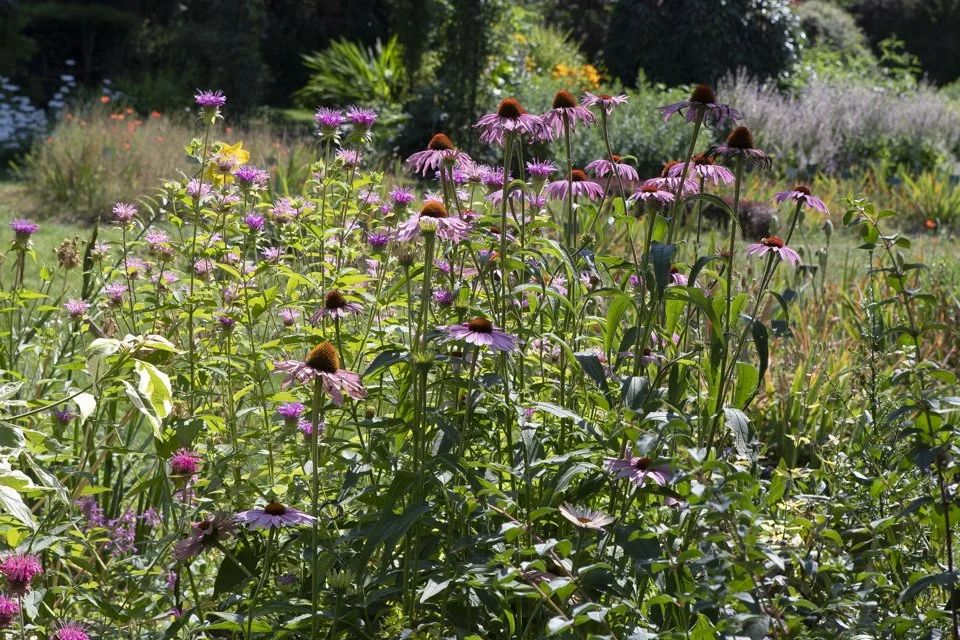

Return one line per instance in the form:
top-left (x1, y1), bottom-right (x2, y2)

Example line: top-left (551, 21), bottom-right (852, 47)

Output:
top-left (899, 571), bottom-right (955, 603)
top-left (723, 407), bottom-right (752, 459)
top-left (650, 242), bottom-right (676, 295)
top-left (621, 376), bottom-right (650, 412)
top-left (420, 578), bottom-right (451, 603)
top-left (574, 352), bottom-right (609, 396)
top-left (0, 484), bottom-right (35, 529)
top-left (733, 362), bottom-right (759, 410)
top-left (135, 361), bottom-right (173, 422)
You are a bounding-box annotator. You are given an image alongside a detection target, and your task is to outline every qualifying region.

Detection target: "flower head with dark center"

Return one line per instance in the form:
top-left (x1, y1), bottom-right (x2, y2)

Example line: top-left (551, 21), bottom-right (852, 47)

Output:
top-left (272, 342), bottom-right (367, 406)
top-left (542, 89), bottom-right (596, 137)
top-left (474, 98), bottom-right (550, 146)
top-left (236, 501), bottom-right (316, 530)
top-left (559, 504), bottom-right (615, 530)
top-left (712, 126), bottom-right (772, 170)
top-left (773, 185), bottom-right (829, 215)
top-left (659, 83), bottom-right (741, 126)
top-left (406, 133), bottom-right (471, 176)
top-left (543, 169), bottom-right (605, 201)
top-left (395, 202), bottom-right (470, 242)
top-left (585, 155), bottom-right (639, 182)
top-left (581, 91), bottom-right (628, 115)
top-left (746, 236), bottom-right (801, 266)
top-left (194, 90), bottom-right (226, 109)
top-left (667, 154), bottom-right (735, 186)
top-left (437, 318), bottom-right (519, 352)
top-left (604, 455), bottom-right (671, 487)
top-left (0, 553), bottom-right (42, 595)
top-left (172, 513), bottom-right (237, 561)
top-left (311, 290), bottom-right (363, 323)
top-left (628, 183), bottom-right (675, 206)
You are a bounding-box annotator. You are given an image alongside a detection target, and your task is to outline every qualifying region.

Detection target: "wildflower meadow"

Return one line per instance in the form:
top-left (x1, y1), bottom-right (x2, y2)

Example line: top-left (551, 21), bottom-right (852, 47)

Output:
top-left (1, 73), bottom-right (960, 640)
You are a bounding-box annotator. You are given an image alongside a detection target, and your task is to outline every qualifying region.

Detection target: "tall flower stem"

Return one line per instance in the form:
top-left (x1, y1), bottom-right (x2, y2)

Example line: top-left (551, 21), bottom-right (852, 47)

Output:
top-left (417, 230), bottom-right (437, 352)
top-left (246, 528), bottom-right (276, 640)
top-left (187, 121), bottom-right (213, 413)
top-left (665, 114), bottom-right (703, 244)
top-left (563, 117), bottom-right (574, 246)
top-left (499, 133), bottom-right (514, 328)
top-left (309, 380), bottom-right (325, 640)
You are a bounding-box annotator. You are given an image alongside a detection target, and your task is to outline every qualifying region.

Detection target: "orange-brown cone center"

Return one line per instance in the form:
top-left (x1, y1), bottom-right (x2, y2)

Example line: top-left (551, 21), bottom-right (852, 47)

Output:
top-left (305, 342), bottom-right (340, 373)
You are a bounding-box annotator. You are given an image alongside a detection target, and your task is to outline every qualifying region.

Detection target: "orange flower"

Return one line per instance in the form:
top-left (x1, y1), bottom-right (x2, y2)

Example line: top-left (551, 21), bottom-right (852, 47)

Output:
top-left (151, 111), bottom-right (162, 118)
top-left (225, 127), bottom-right (233, 134)
top-left (100, 96), bottom-right (110, 103)
top-left (122, 142), bottom-right (131, 149)
top-left (125, 107), bottom-right (134, 114)
top-left (156, 136), bottom-right (165, 143)
top-left (925, 219), bottom-right (937, 229)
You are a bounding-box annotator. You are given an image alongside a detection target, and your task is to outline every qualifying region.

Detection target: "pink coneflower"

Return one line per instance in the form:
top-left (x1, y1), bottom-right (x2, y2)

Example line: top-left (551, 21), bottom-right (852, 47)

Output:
top-left (172, 513), bottom-right (237, 561)
top-left (581, 91), bottom-right (628, 115)
top-left (0, 553), bottom-right (42, 595)
top-left (474, 98), bottom-right (549, 146)
top-left (272, 342), bottom-right (367, 406)
top-left (169, 448), bottom-right (201, 478)
top-left (670, 265), bottom-right (688, 286)
top-left (64, 299), bottom-right (90, 319)
top-left (585, 154), bottom-right (639, 182)
top-left (194, 89), bottom-right (226, 109)
top-left (485, 184), bottom-right (531, 207)
top-left (311, 290), bottom-right (363, 323)
top-left (712, 126), bottom-right (772, 170)
top-left (406, 133), bottom-right (471, 176)
top-left (541, 89), bottom-right (596, 137)
top-left (628, 184), bottom-right (675, 206)
top-left (112, 202), bottom-right (137, 226)
top-left (236, 501), bottom-right (316, 530)
top-left (279, 307), bottom-right (299, 326)
top-left (544, 169), bottom-right (604, 201)
top-left (746, 236), bottom-right (801, 266)
top-left (0, 596), bottom-right (19, 629)
top-left (395, 202), bottom-right (470, 243)
top-left (668, 154), bottom-right (734, 186)
top-left (52, 622), bottom-right (89, 640)
top-left (640, 347), bottom-right (665, 366)
top-left (604, 455), bottom-right (671, 487)
top-left (773, 185), bottom-right (829, 215)
top-left (658, 84), bottom-right (741, 126)
top-left (437, 317), bottom-right (519, 352)
top-left (559, 504), bottom-right (615, 530)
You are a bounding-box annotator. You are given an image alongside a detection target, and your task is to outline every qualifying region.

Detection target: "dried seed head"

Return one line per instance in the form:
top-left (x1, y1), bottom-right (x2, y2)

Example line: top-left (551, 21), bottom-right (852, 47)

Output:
top-left (428, 133), bottom-right (454, 151)
top-left (725, 126), bottom-right (755, 150)
top-left (552, 89), bottom-right (578, 109)
top-left (305, 341), bottom-right (340, 373)
top-left (324, 290), bottom-right (347, 310)
top-left (56, 237), bottom-right (81, 270)
top-left (634, 456), bottom-right (652, 470)
top-left (693, 153), bottom-right (714, 165)
top-left (690, 84), bottom-right (717, 105)
top-left (794, 185), bottom-right (811, 195)
top-left (467, 317), bottom-right (494, 334)
top-left (761, 236), bottom-right (785, 248)
top-left (497, 98), bottom-right (525, 119)
top-left (571, 169), bottom-right (587, 182)
top-left (641, 184), bottom-right (659, 193)
top-left (420, 201), bottom-right (449, 219)
top-left (264, 502), bottom-right (287, 516)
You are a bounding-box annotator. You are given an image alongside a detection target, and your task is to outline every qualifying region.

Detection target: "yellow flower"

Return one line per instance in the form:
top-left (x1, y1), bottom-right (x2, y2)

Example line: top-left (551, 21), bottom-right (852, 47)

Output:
top-left (204, 141), bottom-right (250, 184)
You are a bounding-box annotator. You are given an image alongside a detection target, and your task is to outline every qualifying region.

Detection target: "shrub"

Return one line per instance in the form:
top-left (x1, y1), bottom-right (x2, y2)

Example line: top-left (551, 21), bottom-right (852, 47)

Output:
top-left (797, 0), bottom-right (870, 52)
top-left (604, 0), bottom-right (802, 87)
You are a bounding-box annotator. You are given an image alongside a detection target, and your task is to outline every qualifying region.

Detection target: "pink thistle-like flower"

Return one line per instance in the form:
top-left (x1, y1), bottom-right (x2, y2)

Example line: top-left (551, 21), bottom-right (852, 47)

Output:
top-left (585, 154), bottom-right (639, 182)
top-left (272, 342), bottom-right (367, 406)
top-left (541, 89), bottom-right (596, 137)
top-left (236, 501), bottom-right (316, 530)
top-left (103, 282), bottom-right (127, 307)
top-left (437, 317), bottom-right (519, 352)
top-left (746, 236), bottom-right (801, 266)
top-left (604, 455), bottom-right (671, 487)
top-left (277, 402), bottom-right (306, 425)
top-left (315, 107), bottom-right (345, 135)
top-left (336, 148), bottom-right (363, 169)
top-left (406, 133), bottom-right (471, 176)
top-left (0, 595), bottom-right (19, 629)
top-left (112, 202), bottom-right (137, 226)
top-left (10, 219), bottom-right (39, 248)
top-left (474, 98), bottom-right (550, 146)
top-left (543, 169), bottom-right (605, 201)
top-left (279, 307), bottom-right (299, 326)
top-left (64, 299), bottom-right (90, 319)
top-left (559, 504), bottom-right (615, 530)
top-left (172, 513), bottom-right (237, 561)
top-left (233, 165), bottom-right (269, 189)
top-left (346, 105), bottom-right (378, 128)
top-left (395, 202), bottom-right (470, 243)
top-left (773, 185), bottom-right (829, 215)
top-left (310, 290), bottom-right (363, 323)
top-left (658, 84), bottom-right (741, 126)
top-left (668, 154), bottom-right (735, 186)
top-left (581, 91), bottom-right (628, 115)
top-left (194, 89), bottom-right (226, 109)
top-left (0, 553), bottom-right (42, 595)
top-left (52, 622), bottom-right (89, 640)
top-left (169, 448), bottom-right (201, 478)
top-left (628, 184), bottom-right (675, 205)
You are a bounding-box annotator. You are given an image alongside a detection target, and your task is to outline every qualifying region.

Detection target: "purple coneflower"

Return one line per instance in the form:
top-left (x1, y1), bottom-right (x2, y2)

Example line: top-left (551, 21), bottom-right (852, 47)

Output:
top-left (559, 504), bottom-right (615, 530)
top-left (272, 342), bottom-right (367, 406)
top-left (406, 133), bottom-right (471, 176)
top-left (628, 184), bottom-right (675, 206)
top-left (437, 317), bottom-right (519, 352)
top-left (0, 553), bottom-right (42, 595)
top-left (747, 236), bottom-right (801, 266)
top-left (668, 154), bottom-right (734, 186)
top-left (640, 348), bottom-right (665, 366)
top-left (311, 290), bottom-right (363, 323)
top-left (172, 513), bottom-right (237, 561)
top-left (194, 89), bottom-right (226, 109)
top-left (773, 185), bottom-right (829, 215)
top-left (712, 126), bottom-right (772, 170)
top-left (604, 455), bottom-right (671, 486)
top-left (395, 202), bottom-right (470, 243)
top-left (541, 89), bottom-right (596, 137)
top-left (52, 622), bottom-right (89, 640)
top-left (169, 448), bottom-right (201, 478)
top-left (474, 98), bottom-right (549, 146)
top-left (658, 84), bottom-right (740, 126)
top-left (0, 596), bottom-right (19, 629)
top-left (585, 154), bottom-right (639, 182)
top-left (236, 501), bottom-right (316, 530)
top-left (670, 265), bottom-right (688, 286)
top-left (581, 91), bottom-right (628, 115)
top-left (64, 299), bottom-right (90, 319)
top-left (544, 169), bottom-right (604, 201)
